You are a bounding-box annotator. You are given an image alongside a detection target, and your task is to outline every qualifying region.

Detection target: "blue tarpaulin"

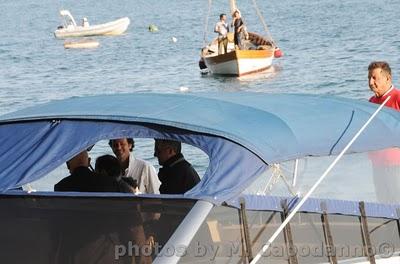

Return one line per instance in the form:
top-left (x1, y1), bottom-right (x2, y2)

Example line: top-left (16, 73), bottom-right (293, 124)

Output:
top-left (1, 92), bottom-right (400, 204)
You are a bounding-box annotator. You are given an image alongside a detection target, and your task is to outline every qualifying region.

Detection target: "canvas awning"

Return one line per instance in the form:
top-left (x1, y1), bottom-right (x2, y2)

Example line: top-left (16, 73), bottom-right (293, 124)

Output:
top-left (1, 93), bottom-right (400, 204)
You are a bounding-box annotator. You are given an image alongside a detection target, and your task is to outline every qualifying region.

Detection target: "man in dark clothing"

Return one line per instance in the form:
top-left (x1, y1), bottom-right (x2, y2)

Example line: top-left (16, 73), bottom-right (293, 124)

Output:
top-left (95, 154), bottom-right (137, 193)
top-left (151, 139), bottom-right (202, 250)
top-left (154, 139), bottom-right (200, 194)
top-left (54, 150), bottom-right (122, 192)
top-left (52, 151), bottom-right (151, 263)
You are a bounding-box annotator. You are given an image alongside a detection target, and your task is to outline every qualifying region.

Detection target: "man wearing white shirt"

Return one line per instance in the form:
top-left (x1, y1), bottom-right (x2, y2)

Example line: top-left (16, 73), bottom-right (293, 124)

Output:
top-left (214, 13), bottom-right (229, 55)
top-left (109, 138), bottom-right (160, 194)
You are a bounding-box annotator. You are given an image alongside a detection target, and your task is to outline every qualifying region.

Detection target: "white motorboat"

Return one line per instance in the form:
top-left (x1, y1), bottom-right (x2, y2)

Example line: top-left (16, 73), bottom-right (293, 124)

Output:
top-left (63, 39), bottom-right (100, 49)
top-left (54, 10), bottom-right (130, 39)
top-left (1, 93), bottom-right (400, 263)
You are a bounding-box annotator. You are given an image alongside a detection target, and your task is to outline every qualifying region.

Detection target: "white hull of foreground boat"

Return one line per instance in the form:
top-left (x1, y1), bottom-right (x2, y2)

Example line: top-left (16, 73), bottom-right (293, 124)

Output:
top-left (204, 49), bottom-right (274, 76)
top-left (55, 17), bottom-right (130, 38)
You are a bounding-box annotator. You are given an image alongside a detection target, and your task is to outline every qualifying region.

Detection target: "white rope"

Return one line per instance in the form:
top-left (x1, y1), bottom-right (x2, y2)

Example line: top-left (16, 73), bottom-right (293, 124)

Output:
top-left (251, 0), bottom-right (276, 46)
top-left (262, 163), bottom-right (296, 196)
top-left (262, 163), bottom-right (281, 194)
top-left (202, 0), bottom-right (213, 46)
top-left (250, 96), bottom-right (392, 264)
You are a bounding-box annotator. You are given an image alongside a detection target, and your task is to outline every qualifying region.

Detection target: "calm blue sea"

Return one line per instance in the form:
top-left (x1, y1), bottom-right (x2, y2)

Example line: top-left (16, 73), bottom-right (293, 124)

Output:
top-left (0, 0), bottom-right (399, 191)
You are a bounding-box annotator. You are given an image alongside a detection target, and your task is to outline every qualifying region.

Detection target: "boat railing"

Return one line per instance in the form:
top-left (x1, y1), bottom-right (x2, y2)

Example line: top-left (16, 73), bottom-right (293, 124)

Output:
top-left (0, 191), bottom-right (399, 263)
top-left (59, 9), bottom-right (77, 27)
top-left (181, 197), bottom-right (400, 264)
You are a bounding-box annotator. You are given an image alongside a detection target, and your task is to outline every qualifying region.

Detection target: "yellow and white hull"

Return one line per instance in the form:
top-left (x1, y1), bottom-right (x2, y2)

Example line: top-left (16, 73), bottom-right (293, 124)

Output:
top-left (204, 49), bottom-right (274, 76)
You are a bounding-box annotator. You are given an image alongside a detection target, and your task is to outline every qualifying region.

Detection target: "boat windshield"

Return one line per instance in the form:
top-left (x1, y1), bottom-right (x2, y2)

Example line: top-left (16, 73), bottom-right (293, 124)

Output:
top-left (60, 13), bottom-right (76, 27)
top-left (245, 147), bottom-right (400, 205)
top-left (0, 194), bottom-right (196, 263)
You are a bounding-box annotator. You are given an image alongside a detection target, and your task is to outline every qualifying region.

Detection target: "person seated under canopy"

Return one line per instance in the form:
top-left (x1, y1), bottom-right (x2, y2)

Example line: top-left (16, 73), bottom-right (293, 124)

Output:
top-left (54, 150), bottom-right (126, 193)
top-left (154, 139), bottom-right (200, 194)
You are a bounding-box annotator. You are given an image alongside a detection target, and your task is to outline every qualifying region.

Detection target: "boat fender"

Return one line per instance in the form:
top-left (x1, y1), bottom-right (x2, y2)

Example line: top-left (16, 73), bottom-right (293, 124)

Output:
top-left (148, 24), bottom-right (158, 32)
top-left (198, 58), bottom-right (207, 70)
top-left (179, 86), bottom-right (189, 92)
top-left (274, 47), bottom-right (283, 58)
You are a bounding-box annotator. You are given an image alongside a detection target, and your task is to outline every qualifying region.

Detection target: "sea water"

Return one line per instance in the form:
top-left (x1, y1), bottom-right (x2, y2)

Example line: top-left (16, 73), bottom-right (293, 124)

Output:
top-left (0, 0), bottom-right (399, 191)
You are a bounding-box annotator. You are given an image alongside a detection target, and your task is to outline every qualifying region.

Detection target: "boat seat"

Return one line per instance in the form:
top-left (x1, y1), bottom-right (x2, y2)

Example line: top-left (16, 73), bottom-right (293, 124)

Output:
top-left (257, 45), bottom-right (272, 50)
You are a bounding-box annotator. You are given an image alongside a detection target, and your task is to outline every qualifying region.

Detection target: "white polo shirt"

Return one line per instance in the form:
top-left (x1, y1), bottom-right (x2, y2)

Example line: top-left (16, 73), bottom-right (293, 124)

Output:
top-left (123, 154), bottom-right (160, 194)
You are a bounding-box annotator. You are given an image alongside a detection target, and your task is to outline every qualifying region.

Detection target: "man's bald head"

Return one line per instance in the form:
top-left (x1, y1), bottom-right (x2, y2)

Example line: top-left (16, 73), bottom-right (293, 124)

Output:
top-left (66, 150), bottom-right (90, 173)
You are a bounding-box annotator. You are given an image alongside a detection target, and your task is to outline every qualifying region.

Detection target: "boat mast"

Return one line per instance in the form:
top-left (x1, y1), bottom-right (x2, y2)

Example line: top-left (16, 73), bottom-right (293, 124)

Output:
top-left (230, 0), bottom-right (276, 48)
top-left (230, 0), bottom-right (238, 15)
top-left (202, 0), bottom-right (213, 46)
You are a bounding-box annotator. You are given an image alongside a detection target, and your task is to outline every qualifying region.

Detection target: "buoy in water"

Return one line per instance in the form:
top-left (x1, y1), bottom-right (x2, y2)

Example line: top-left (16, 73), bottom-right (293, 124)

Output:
top-left (171, 37), bottom-right (177, 43)
top-left (179, 86), bottom-right (189, 92)
top-left (274, 47), bottom-right (283, 58)
top-left (148, 24), bottom-right (158, 32)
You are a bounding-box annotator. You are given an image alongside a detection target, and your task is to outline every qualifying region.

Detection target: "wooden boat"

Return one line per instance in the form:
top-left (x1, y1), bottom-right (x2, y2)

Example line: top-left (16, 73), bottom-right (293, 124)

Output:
top-left (54, 10), bottom-right (130, 39)
top-left (63, 39), bottom-right (100, 49)
top-left (1, 93), bottom-right (400, 263)
top-left (203, 32), bottom-right (276, 76)
top-left (201, 1), bottom-right (282, 76)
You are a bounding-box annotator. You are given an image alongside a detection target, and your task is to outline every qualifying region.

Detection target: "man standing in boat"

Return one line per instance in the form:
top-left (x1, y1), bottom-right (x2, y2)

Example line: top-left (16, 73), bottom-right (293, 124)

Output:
top-left (154, 139), bottom-right (200, 194)
top-left (368, 61), bottom-right (400, 204)
top-left (231, 10), bottom-right (247, 50)
top-left (214, 13), bottom-right (229, 55)
top-left (109, 138), bottom-right (160, 194)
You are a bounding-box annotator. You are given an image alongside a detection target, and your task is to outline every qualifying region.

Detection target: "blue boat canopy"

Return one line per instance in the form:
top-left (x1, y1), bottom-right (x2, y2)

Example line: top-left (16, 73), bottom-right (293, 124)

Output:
top-left (1, 92), bottom-right (400, 204)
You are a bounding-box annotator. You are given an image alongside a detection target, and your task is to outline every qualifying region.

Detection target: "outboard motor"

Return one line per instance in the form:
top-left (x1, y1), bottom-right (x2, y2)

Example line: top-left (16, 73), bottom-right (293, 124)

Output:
top-left (198, 58), bottom-right (207, 70)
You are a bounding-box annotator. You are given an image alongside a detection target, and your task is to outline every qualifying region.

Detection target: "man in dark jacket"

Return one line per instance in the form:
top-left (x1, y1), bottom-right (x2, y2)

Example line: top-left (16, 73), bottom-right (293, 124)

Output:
top-left (53, 150), bottom-right (151, 264)
top-left (54, 150), bottom-right (122, 192)
top-left (154, 139), bottom-right (200, 194)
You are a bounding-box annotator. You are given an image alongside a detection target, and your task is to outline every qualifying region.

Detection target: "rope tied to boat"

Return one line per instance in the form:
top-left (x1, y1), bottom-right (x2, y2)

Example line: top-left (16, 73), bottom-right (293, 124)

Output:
top-left (263, 163), bottom-right (297, 196)
top-left (251, 0), bottom-right (277, 47)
